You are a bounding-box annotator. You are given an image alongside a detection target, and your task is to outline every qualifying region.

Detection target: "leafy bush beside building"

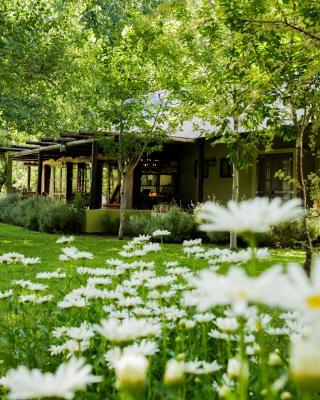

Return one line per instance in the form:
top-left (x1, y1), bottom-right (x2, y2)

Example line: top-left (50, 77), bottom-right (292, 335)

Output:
top-left (0, 194), bottom-right (83, 233)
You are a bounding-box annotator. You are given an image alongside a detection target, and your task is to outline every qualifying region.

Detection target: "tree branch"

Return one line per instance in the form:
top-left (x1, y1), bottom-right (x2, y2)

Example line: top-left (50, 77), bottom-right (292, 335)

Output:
top-left (235, 18), bottom-right (320, 43)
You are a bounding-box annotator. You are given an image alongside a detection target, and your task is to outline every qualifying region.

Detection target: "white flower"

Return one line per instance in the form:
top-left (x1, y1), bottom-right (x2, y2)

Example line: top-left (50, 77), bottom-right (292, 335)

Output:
top-left (0, 252), bottom-right (24, 264)
top-left (26, 282), bottom-right (48, 291)
top-left (0, 290), bottom-right (13, 299)
top-left (59, 254), bottom-right (70, 262)
top-left (147, 276), bottom-right (176, 289)
top-left (61, 247), bottom-right (93, 260)
top-left (152, 230), bottom-right (171, 237)
top-left (183, 246), bottom-right (204, 256)
top-left (215, 317), bottom-right (239, 333)
top-left (50, 339), bottom-right (90, 357)
top-left (267, 259), bottom-right (320, 319)
top-left (164, 261), bottom-right (179, 267)
top-left (227, 357), bottom-right (249, 380)
top-left (114, 352), bottom-right (148, 390)
top-left (199, 197), bottom-right (304, 234)
top-left (179, 319), bottom-right (196, 329)
top-left (105, 340), bottom-right (159, 369)
top-left (36, 270), bottom-right (66, 279)
top-left (212, 374), bottom-right (234, 398)
top-left (142, 243), bottom-right (161, 253)
top-left (183, 239), bottom-right (202, 246)
top-left (167, 267), bottom-right (190, 276)
top-left (194, 313), bottom-right (215, 323)
top-left (1, 357), bottom-right (101, 399)
top-left (184, 265), bottom-right (285, 314)
top-left (77, 267), bottom-right (120, 276)
top-left (184, 360), bottom-right (221, 374)
top-left (216, 248), bottom-right (269, 264)
top-left (125, 339), bottom-right (159, 357)
top-left (290, 334), bottom-right (320, 390)
top-left (95, 318), bottom-right (161, 343)
top-left (67, 322), bottom-right (95, 341)
top-left (87, 277), bottom-right (112, 286)
top-left (21, 257), bottom-right (41, 266)
top-left (119, 250), bottom-right (147, 258)
top-left (56, 236), bottom-right (75, 244)
top-left (12, 280), bottom-right (48, 291)
top-left (163, 359), bottom-right (185, 387)
top-left (19, 294), bottom-right (53, 304)
top-left (106, 258), bottom-right (127, 267)
top-left (131, 235), bottom-right (151, 244)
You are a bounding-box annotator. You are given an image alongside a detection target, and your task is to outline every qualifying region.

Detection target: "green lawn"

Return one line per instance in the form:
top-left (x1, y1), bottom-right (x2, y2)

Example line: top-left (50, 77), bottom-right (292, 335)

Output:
top-left (0, 223), bottom-right (309, 399)
top-left (0, 223), bottom-right (306, 280)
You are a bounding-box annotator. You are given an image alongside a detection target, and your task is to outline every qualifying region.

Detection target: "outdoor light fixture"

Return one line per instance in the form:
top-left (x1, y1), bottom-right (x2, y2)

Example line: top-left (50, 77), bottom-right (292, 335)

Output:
top-left (60, 144), bottom-right (66, 152)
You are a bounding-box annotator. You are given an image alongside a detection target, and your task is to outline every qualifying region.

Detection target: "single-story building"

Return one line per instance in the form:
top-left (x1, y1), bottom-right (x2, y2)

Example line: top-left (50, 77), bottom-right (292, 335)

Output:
top-left (0, 129), bottom-right (317, 232)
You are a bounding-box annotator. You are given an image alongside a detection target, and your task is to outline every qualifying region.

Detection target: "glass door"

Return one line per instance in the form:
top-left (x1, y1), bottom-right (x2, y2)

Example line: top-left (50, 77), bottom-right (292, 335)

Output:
top-left (257, 153), bottom-right (294, 200)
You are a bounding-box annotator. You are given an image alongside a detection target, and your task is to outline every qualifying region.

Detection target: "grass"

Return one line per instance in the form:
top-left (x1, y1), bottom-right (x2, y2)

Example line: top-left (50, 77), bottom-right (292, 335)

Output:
top-left (0, 223), bottom-right (310, 399)
top-left (0, 223), bottom-right (306, 281)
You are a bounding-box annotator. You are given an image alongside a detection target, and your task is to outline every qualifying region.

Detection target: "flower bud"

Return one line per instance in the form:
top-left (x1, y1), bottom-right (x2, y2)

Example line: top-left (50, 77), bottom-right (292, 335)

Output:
top-left (268, 352), bottom-right (282, 366)
top-left (115, 353), bottom-right (148, 391)
top-left (290, 336), bottom-right (320, 391)
top-left (227, 357), bottom-right (249, 380)
top-left (163, 359), bottom-right (185, 388)
top-left (280, 392), bottom-right (292, 400)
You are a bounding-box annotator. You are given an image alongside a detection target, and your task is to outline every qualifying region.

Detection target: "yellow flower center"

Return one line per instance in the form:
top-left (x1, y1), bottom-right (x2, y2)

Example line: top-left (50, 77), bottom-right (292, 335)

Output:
top-left (306, 294), bottom-right (320, 309)
top-left (236, 290), bottom-right (248, 299)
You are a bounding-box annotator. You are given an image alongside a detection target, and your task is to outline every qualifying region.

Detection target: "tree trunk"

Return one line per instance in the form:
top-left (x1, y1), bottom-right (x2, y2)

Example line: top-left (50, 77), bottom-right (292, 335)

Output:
top-left (118, 170), bottom-right (126, 240)
top-left (230, 162), bottom-right (239, 250)
top-left (296, 129), bottom-right (313, 275)
top-left (124, 168), bottom-right (134, 209)
top-left (4, 152), bottom-right (12, 194)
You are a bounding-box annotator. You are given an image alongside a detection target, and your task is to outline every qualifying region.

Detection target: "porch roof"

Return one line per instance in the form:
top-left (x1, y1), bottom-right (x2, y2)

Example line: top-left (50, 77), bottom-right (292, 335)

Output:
top-left (0, 130), bottom-right (198, 163)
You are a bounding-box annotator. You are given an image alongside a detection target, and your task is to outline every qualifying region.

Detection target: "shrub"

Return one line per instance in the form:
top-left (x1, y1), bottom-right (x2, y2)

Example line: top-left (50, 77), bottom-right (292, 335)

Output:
top-left (206, 230), bottom-right (230, 244)
top-left (0, 195), bottom-right (83, 233)
top-left (72, 192), bottom-right (87, 210)
top-left (257, 216), bottom-right (319, 248)
top-left (38, 201), bottom-right (83, 233)
top-left (128, 206), bottom-right (196, 243)
top-left (101, 211), bottom-right (150, 236)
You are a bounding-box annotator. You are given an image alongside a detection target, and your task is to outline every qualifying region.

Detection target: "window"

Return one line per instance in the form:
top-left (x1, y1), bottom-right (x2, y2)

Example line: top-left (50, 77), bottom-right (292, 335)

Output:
top-left (220, 158), bottom-right (233, 178)
top-left (194, 160), bottom-right (209, 179)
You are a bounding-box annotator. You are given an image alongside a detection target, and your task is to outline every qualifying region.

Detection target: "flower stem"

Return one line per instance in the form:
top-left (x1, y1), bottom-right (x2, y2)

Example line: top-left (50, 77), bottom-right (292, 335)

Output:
top-left (249, 234), bottom-right (257, 276)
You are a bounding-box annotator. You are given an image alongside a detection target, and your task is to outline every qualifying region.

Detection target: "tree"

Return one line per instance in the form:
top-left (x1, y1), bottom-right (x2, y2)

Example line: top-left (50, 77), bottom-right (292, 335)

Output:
top-left (82, 1), bottom-right (189, 238)
top-left (0, 0), bottom-right (96, 136)
top-left (162, 0), bottom-right (276, 248)
top-left (215, 0), bottom-right (320, 273)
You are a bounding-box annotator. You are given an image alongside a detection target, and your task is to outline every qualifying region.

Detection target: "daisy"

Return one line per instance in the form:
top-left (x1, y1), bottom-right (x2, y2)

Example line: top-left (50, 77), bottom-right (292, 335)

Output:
top-left (278, 260), bottom-right (320, 316)
top-left (114, 352), bottom-right (148, 390)
top-left (199, 197), bottom-right (304, 234)
top-left (131, 235), bottom-right (151, 244)
top-left (21, 257), bottom-right (41, 266)
top-left (1, 357), bottom-right (101, 399)
top-left (290, 334), bottom-right (320, 390)
top-left (152, 229), bottom-right (171, 237)
top-left (184, 360), bottom-right (221, 375)
top-left (105, 340), bottom-right (159, 368)
top-left (184, 265), bottom-right (285, 314)
top-left (56, 236), bottom-right (75, 244)
top-left (0, 290), bottom-right (14, 299)
top-left (95, 318), bottom-right (161, 343)
top-left (142, 243), bottom-right (161, 253)
top-left (49, 339), bottom-right (90, 357)
top-left (183, 239), bottom-right (202, 246)
top-left (36, 270), bottom-right (66, 279)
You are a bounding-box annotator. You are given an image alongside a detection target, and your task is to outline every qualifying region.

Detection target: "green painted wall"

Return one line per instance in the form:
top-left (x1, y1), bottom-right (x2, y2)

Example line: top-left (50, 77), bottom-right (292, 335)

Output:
top-left (179, 142), bottom-right (253, 205)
